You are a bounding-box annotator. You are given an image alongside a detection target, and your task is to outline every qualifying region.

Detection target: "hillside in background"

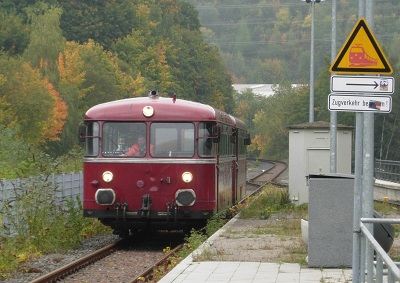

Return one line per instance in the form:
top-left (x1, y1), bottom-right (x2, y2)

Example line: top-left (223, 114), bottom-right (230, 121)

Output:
top-left (1, 0), bottom-right (400, 177)
top-left (187, 0), bottom-right (400, 84)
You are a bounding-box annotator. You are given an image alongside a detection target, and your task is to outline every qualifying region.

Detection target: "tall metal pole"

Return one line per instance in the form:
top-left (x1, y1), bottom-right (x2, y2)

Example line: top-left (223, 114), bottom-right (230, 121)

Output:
top-left (309, 0), bottom-right (315, 122)
top-left (352, 2), bottom-right (366, 282)
top-left (363, 2), bottom-right (375, 281)
top-left (330, 0), bottom-right (337, 173)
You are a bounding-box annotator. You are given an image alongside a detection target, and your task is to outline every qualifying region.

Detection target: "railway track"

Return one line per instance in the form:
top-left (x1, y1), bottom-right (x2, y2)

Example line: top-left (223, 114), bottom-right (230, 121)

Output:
top-left (246, 159), bottom-right (288, 196)
top-left (29, 231), bottom-right (184, 283)
top-left (22, 159), bottom-right (287, 283)
top-left (29, 242), bottom-right (119, 283)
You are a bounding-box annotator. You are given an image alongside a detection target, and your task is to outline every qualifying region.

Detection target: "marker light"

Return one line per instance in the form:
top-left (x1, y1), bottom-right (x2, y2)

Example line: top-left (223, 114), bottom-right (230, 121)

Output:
top-left (182, 172), bottom-right (193, 183)
top-left (102, 171), bottom-right (113, 183)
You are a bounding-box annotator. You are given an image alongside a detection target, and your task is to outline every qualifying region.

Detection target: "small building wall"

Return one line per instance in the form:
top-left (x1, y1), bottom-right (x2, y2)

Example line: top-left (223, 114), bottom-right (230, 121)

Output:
top-left (288, 121), bottom-right (353, 205)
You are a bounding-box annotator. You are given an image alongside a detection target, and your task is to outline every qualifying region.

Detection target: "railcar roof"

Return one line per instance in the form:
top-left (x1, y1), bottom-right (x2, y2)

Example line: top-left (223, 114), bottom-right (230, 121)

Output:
top-left (84, 96), bottom-right (237, 125)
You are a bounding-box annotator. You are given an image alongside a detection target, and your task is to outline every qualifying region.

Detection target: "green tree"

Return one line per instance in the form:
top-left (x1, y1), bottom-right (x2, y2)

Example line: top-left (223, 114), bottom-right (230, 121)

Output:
top-left (233, 19), bottom-right (253, 57)
top-left (253, 58), bottom-right (287, 84)
top-left (0, 10), bottom-right (30, 56)
top-left (59, 0), bottom-right (136, 50)
top-left (253, 83), bottom-right (309, 159)
top-left (23, 2), bottom-right (65, 83)
top-left (78, 40), bottom-right (145, 110)
top-left (112, 1), bottom-right (234, 110)
top-left (233, 89), bottom-right (268, 157)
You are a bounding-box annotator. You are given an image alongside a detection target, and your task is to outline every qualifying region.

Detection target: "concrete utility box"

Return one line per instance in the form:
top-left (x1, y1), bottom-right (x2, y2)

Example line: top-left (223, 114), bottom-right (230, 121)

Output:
top-left (288, 121), bottom-right (353, 205)
top-left (308, 173), bottom-right (354, 268)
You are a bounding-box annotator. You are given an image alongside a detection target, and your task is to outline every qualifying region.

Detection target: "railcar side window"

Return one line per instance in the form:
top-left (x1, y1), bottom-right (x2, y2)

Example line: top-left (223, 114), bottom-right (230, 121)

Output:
top-left (238, 130), bottom-right (248, 157)
top-left (198, 122), bottom-right (217, 157)
top-left (150, 123), bottom-right (194, 157)
top-left (102, 122), bottom-right (146, 157)
top-left (83, 122), bottom-right (100, 157)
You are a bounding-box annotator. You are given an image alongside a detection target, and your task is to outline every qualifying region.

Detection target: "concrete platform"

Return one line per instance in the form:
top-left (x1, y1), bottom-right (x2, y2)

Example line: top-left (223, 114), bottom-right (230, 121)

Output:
top-left (158, 215), bottom-right (354, 283)
top-left (159, 260), bottom-right (353, 283)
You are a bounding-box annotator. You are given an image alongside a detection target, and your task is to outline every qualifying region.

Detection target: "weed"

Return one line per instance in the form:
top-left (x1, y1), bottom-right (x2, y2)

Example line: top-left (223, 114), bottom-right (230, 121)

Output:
top-left (0, 174), bottom-right (111, 279)
top-left (374, 200), bottom-right (397, 217)
top-left (239, 184), bottom-right (296, 219)
top-left (177, 229), bottom-right (208, 260)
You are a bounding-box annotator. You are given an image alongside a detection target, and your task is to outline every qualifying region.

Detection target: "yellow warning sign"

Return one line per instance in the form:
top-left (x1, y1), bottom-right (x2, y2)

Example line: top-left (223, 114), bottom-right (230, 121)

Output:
top-left (330, 18), bottom-right (392, 74)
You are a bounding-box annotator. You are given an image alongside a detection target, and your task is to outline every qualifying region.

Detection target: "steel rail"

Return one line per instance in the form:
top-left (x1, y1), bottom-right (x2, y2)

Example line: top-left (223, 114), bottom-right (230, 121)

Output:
top-left (130, 243), bottom-right (184, 283)
top-left (29, 242), bottom-right (119, 283)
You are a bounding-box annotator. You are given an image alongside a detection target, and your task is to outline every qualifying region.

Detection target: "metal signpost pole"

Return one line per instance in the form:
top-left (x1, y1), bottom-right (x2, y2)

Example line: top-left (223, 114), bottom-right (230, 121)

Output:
top-left (363, 1), bottom-right (375, 280)
top-left (353, 2), bottom-right (365, 279)
top-left (330, 0), bottom-right (337, 173)
top-left (309, 0), bottom-right (315, 122)
top-left (304, 0), bottom-right (324, 122)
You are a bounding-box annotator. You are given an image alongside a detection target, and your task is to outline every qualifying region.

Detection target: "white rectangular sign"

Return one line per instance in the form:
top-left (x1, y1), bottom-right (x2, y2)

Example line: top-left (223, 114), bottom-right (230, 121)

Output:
top-left (330, 75), bottom-right (394, 94)
top-left (328, 93), bottom-right (392, 113)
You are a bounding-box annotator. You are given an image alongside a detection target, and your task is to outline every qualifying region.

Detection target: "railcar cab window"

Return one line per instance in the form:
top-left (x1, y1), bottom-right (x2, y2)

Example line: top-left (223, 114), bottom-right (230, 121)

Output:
top-left (150, 122), bottom-right (194, 157)
top-left (102, 122), bottom-right (146, 157)
top-left (81, 122), bottom-right (100, 157)
top-left (198, 122), bottom-right (217, 157)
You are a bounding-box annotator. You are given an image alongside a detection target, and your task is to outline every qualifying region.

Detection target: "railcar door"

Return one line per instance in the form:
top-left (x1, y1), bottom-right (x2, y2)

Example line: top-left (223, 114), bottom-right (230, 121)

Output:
top-left (231, 128), bottom-right (238, 204)
top-left (236, 130), bottom-right (250, 203)
top-left (216, 124), bottom-right (234, 211)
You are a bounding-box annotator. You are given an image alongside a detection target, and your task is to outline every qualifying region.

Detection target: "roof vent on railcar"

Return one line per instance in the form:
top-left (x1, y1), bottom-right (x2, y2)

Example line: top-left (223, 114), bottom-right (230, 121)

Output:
top-left (148, 90), bottom-right (159, 99)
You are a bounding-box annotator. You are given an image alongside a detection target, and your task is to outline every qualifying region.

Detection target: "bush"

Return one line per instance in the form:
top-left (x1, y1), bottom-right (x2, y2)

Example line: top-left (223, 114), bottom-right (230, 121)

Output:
top-left (0, 174), bottom-right (110, 279)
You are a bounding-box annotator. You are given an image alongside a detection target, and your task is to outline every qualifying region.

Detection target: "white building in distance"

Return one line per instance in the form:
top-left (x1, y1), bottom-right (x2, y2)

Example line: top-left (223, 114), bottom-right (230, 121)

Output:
top-left (232, 84), bottom-right (276, 98)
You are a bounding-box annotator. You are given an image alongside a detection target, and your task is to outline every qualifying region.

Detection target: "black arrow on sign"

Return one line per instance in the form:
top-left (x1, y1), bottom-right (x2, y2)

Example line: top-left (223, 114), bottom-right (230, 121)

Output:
top-left (346, 81), bottom-right (379, 89)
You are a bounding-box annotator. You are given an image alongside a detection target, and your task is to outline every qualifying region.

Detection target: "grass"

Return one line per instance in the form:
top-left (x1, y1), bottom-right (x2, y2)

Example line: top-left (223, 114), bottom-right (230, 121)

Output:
top-left (0, 175), bottom-right (112, 280)
top-left (237, 184), bottom-right (307, 220)
top-left (177, 212), bottom-right (228, 260)
top-left (374, 200), bottom-right (398, 217)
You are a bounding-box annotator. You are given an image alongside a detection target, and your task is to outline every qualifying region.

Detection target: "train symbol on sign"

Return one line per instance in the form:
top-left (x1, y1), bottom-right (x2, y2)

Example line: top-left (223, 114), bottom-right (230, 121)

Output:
top-left (380, 79), bottom-right (388, 91)
top-left (330, 18), bottom-right (392, 74)
top-left (349, 45), bottom-right (378, 67)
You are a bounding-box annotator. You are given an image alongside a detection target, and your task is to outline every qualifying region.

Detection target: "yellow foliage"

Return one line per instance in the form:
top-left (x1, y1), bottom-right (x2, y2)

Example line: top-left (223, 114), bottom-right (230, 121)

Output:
top-left (16, 253), bottom-right (27, 263)
top-left (58, 42), bottom-right (86, 87)
top-left (40, 79), bottom-right (67, 142)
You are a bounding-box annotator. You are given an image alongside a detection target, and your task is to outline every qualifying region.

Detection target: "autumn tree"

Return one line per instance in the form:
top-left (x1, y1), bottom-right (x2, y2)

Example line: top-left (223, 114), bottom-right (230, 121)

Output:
top-left (41, 78), bottom-right (67, 142)
top-left (112, 0), bottom-right (234, 110)
top-left (0, 56), bottom-right (66, 145)
top-left (47, 40), bottom-right (146, 155)
top-left (252, 84), bottom-right (309, 160)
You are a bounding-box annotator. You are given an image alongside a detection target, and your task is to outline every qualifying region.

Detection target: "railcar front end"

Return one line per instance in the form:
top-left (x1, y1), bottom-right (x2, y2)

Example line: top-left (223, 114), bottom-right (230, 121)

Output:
top-left (79, 92), bottom-right (249, 236)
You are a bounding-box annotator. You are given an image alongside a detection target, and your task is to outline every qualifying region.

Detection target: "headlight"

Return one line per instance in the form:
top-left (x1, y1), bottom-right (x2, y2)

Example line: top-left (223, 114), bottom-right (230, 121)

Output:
top-left (102, 171), bottom-right (113, 183)
top-left (182, 172), bottom-right (193, 183)
top-left (143, 106), bottom-right (154, 117)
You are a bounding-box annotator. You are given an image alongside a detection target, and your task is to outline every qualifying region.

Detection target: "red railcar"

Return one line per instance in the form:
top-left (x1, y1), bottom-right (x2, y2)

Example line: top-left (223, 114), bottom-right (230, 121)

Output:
top-left (79, 91), bottom-right (250, 236)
